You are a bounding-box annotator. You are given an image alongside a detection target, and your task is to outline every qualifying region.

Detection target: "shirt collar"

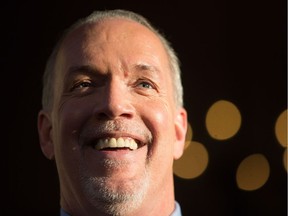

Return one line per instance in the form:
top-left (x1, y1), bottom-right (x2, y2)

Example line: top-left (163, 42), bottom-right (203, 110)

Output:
top-left (61, 201), bottom-right (182, 216)
top-left (171, 201), bottom-right (182, 216)
top-left (60, 208), bottom-right (70, 216)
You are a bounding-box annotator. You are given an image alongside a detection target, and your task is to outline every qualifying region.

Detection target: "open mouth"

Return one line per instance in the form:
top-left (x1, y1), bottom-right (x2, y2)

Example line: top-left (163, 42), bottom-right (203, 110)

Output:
top-left (92, 137), bottom-right (144, 151)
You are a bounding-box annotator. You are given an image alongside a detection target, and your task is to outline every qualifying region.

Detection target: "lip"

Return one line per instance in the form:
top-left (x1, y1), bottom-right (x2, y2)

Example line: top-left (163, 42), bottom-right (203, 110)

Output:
top-left (79, 130), bottom-right (150, 168)
top-left (84, 142), bottom-right (149, 166)
top-left (84, 132), bottom-right (147, 150)
top-left (84, 134), bottom-right (149, 162)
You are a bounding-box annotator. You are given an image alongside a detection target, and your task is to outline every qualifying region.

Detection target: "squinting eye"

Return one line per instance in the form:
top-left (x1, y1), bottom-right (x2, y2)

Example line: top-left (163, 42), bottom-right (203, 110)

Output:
top-left (138, 82), bottom-right (153, 89)
top-left (72, 81), bottom-right (94, 90)
top-left (78, 82), bottom-right (92, 88)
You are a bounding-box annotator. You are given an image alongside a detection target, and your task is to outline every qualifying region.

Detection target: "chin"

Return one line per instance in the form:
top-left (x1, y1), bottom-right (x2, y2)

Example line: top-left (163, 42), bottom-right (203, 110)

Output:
top-left (80, 169), bottom-right (150, 215)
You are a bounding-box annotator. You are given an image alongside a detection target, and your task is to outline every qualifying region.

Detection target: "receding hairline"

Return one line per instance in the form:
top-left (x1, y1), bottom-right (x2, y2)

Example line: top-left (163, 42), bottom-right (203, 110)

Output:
top-left (60, 17), bottom-right (166, 54)
top-left (42, 10), bottom-right (184, 110)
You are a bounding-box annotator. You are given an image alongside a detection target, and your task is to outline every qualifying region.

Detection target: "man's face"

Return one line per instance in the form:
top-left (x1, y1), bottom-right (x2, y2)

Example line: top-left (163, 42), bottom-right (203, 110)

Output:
top-left (39, 18), bottom-right (187, 215)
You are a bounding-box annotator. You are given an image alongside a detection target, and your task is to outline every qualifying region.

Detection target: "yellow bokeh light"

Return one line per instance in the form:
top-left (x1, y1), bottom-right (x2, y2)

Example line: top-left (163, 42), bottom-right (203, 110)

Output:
top-left (184, 122), bottom-right (193, 150)
top-left (275, 109), bottom-right (287, 148)
top-left (206, 100), bottom-right (241, 140)
top-left (173, 141), bottom-right (209, 179)
top-left (284, 149), bottom-right (287, 172)
top-left (236, 154), bottom-right (270, 191)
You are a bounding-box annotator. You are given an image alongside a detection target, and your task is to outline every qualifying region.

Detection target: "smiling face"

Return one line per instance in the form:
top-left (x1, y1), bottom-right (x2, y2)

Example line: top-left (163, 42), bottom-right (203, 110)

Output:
top-left (38, 18), bottom-right (187, 216)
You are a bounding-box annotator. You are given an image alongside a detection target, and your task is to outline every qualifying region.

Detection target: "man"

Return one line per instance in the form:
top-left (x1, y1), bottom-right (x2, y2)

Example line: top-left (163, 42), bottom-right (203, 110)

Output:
top-left (37, 9), bottom-right (187, 216)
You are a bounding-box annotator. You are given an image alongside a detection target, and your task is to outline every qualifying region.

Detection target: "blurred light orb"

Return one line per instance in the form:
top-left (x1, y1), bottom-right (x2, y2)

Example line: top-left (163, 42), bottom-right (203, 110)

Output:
top-left (236, 154), bottom-right (270, 191)
top-left (206, 100), bottom-right (241, 140)
top-left (275, 109), bottom-right (287, 148)
top-left (173, 141), bottom-right (209, 179)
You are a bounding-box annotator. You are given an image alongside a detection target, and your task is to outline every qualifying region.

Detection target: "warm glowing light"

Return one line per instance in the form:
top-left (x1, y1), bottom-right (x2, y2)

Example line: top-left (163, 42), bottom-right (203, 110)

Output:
top-left (206, 100), bottom-right (241, 140)
top-left (173, 141), bottom-right (209, 179)
top-left (275, 109), bottom-right (287, 148)
top-left (236, 154), bottom-right (270, 191)
top-left (184, 122), bottom-right (193, 149)
top-left (284, 149), bottom-right (287, 172)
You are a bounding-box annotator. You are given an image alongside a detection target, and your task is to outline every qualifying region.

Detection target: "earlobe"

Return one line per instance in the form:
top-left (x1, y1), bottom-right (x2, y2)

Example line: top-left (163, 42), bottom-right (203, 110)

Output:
top-left (173, 107), bottom-right (188, 160)
top-left (37, 110), bottom-right (55, 160)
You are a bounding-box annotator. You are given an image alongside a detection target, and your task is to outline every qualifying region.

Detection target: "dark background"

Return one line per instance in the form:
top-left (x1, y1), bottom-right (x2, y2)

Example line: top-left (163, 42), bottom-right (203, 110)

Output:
top-left (3, 0), bottom-right (287, 215)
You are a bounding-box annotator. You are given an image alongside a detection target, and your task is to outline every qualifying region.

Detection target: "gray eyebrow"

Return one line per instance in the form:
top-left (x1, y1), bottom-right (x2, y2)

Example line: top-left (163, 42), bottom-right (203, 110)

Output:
top-left (67, 65), bottom-right (100, 75)
top-left (66, 63), bottom-right (160, 80)
top-left (65, 65), bottom-right (108, 81)
top-left (132, 63), bottom-right (160, 73)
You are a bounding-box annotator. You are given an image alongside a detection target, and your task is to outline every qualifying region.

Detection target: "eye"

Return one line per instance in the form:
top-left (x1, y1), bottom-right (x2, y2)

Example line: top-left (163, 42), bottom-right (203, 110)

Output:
top-left (71, 80), bottom-right (95, 91)
top-left (138, 81), bottom-right (153, 89)
top-left (78, 82), bottom-right (93, 88)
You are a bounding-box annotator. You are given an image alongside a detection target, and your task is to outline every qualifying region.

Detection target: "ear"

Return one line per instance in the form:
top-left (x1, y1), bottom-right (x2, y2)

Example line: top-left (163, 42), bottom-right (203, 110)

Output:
top-left (173, 107), bottom-right (188, 160)
top-left (37, 110), bottom-right (55, 160)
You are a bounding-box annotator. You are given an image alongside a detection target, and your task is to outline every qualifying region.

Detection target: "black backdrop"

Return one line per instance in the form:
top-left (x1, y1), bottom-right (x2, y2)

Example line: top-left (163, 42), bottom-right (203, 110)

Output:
top-left (3, 0), bottom-right (287, 215)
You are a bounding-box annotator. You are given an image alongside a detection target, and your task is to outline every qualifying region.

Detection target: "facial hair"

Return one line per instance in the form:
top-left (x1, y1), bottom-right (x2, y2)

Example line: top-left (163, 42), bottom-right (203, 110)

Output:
top-left (78, 119), bottom-right (152, 215)
top-left (81, 165), bottom-right (150, 216)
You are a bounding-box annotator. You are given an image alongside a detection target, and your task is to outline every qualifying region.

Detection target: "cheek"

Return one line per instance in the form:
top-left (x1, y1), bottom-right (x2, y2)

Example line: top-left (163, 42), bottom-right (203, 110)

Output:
top-left (53, 99), bottom-right (93, 154)
top-left (61, 97), bottom-right (94, 126)
top-left (142, 101), bottom-right (176, 158)
top-left (151, 100), bottom-right (175, 135)
top-left (141, 102), bottom-right (177, 185)
top-left (51, 99), bottom-right (95, 182)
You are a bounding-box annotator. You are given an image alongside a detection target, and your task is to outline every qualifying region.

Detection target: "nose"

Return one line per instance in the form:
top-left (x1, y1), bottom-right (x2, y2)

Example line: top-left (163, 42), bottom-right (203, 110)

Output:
top-left (93, 79), bottom-right (135, 120)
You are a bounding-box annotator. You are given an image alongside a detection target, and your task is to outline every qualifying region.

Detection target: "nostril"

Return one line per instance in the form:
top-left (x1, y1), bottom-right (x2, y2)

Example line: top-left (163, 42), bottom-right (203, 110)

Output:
top-left (96, 112), bottom-right (110, 120)
top-left (121, 113), bottom-right (133, 118)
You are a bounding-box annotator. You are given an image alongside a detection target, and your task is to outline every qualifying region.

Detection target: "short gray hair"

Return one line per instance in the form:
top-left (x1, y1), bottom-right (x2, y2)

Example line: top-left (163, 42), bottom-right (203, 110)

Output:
top-left (42, 9), bottom-right (184, 110)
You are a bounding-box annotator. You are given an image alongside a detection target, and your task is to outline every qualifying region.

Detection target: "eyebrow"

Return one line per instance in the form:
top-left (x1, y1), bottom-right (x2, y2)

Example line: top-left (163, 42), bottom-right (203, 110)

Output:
top-left (67, 65), bottom-right (100, 76)
top-left (63, 65), bottom-right (106, 89)
top-left (65, 63), bottom-right (160, 79)
top-left (132, 63), bottom-right (160, 74)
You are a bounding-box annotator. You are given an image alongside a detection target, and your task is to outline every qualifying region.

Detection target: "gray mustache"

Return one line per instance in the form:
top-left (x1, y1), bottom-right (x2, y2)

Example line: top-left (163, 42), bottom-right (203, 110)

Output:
top-left (79, 119), bottom-right (153, 143)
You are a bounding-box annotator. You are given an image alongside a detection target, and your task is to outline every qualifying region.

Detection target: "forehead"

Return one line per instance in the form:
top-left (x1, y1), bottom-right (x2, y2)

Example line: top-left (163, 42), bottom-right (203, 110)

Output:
top-left (63, 18), bottom-right (162, 46)
top-left (58, 18), bottom-right (170, 68)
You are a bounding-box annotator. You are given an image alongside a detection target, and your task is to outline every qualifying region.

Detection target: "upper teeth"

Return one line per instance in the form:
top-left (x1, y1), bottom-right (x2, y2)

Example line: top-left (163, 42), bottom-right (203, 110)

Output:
top-left (95, 138), bottom-right (138, 150)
